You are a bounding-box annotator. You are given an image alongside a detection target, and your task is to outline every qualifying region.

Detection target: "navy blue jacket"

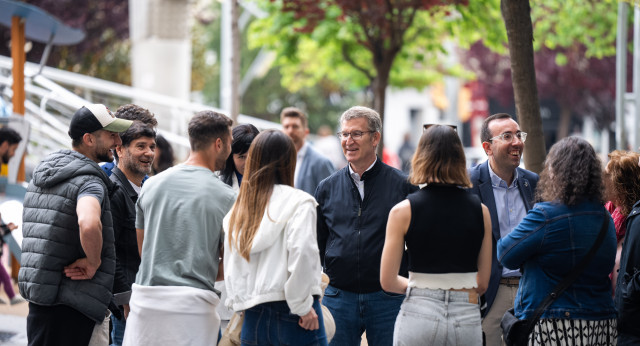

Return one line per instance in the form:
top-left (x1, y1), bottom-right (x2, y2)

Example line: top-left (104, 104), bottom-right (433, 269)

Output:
top-left (315, 159), bottom-right (417, 293)
top-left (616, 200), bottom-right (640, 338)
top-left (468, 161), bottom-right (538, 316)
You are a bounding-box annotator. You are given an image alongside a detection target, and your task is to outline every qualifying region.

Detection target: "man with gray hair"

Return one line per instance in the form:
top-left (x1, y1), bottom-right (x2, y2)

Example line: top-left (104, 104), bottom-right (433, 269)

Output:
top-left (315, 106), bottom-right (417, 345)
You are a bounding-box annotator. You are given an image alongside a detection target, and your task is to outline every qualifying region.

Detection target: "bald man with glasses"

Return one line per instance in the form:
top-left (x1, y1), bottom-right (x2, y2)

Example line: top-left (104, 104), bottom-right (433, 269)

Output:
top-left (468, 113), bottom-right (539, 345)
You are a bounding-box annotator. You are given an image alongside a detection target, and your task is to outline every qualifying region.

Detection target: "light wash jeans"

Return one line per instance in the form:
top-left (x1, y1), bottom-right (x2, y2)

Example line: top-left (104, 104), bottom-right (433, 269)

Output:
top-left (393, 287), bottom-right (482, 346)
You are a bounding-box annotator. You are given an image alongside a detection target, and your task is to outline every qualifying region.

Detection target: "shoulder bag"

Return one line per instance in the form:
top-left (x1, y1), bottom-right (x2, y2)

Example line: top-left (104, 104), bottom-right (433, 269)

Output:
top-left (501, 215), bottom-right (610, 346)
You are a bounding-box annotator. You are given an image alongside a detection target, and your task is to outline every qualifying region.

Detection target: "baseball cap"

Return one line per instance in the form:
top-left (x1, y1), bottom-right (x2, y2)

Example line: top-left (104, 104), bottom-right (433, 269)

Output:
top-left (68, 104), bottom-right (133, 140)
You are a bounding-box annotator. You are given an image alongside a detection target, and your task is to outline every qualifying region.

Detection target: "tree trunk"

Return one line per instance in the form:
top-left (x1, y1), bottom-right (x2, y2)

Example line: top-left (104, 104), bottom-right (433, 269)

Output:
top-left (501, 0), bottom-right (546, 174)
top-left (372, 62), bottom-right (391, 158)
top-left (557, 106), bottom-right (572, 140)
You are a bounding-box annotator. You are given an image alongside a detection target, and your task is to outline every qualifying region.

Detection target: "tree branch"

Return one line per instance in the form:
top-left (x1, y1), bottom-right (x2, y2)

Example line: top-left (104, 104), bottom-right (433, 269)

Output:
top-left (341, 43), bottom-right (374, 81)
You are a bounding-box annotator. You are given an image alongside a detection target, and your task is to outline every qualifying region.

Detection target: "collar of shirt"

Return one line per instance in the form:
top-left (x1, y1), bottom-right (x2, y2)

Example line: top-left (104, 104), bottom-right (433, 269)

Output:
top-left (297, 142), bottom-right (309, 161)
top-left (128, 179), bottom-right (142, 195)
top-left (488, 163), bottom-right (519, 189)
top-left (348, 158), bottom-right (377, 182)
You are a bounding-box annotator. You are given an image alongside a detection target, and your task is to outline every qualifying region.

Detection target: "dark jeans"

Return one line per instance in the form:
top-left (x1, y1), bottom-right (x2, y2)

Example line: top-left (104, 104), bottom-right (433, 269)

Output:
top-left (27, 303), bottom-right (95, 346)
top-left (241, 298), bottom-right (327, 346)
top-left (322, 285), bottom-right (403, 346)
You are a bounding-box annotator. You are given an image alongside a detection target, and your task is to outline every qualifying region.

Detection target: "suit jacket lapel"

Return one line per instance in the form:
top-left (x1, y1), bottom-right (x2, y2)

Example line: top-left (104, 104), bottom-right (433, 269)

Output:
top-left (478, 163), bottom-right (501, 242)
top-left (517, 172), bottom-right (534, 211)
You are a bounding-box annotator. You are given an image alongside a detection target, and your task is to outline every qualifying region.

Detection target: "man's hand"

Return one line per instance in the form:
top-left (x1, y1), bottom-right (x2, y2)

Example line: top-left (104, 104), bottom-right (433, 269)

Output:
top-left (298, 308), bottom-right (319, 330)
top-left (63, 257), bottom-right (101, 280)
top-left (6, 223), bottom-right (17, 231)
top-left (124, 304), bottom-right (130, 319)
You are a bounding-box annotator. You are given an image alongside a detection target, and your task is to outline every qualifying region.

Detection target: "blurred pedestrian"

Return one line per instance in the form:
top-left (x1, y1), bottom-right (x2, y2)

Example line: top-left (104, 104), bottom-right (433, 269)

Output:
top-left (603, 150), bottom-right (640, 295)
top-left (220, 124), bottom-right (260, 191)
top-left (498, 136), bottom-right (617, 345)
top-left (0, 126), bottom-right (24, 305)
top-left (123, 111), bottom-right (235, 346)
top-left (380, 125), bottom-right (492, 345)
top-left (281, 107), bottom-right (334, 195)
top-left (314, 125), bottom-right (346, 170)
top-left (224, 129), bottom-right (327, 345)
top-left (20, 104), bottom-right (132, 346)
top-left (397, 133), bottom-right (415, 174)
top-left (315, 106), bottom-right (417, 346)
top-left (468, 113), bottom-right (538, 346)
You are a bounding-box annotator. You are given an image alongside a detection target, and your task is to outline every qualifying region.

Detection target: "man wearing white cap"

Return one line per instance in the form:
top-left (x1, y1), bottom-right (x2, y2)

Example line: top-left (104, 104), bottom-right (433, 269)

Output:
top-left (19, 104), bottom-right (132, 346)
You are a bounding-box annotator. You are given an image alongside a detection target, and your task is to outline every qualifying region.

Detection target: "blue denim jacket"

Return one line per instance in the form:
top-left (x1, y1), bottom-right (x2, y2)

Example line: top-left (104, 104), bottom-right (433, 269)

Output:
top-left (497, 201), bottom-right (617, 320)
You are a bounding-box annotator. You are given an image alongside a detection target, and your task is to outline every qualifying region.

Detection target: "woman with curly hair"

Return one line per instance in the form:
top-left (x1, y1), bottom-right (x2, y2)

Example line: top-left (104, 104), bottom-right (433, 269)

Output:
top-left (603, 151), bottom-right (640, 293)
top-left (497, 136), bottom-right (617, 345)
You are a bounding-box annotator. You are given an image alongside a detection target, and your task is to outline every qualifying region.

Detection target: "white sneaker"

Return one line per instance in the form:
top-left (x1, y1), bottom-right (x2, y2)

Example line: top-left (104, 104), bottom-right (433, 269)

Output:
top-left (10, 296), bottom-right (25, 305)
top-left (0, 297), bottom-right (7, 304)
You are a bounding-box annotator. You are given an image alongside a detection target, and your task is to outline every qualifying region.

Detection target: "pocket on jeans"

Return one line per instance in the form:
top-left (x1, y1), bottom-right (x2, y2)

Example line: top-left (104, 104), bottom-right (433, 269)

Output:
top-left (324, 285), bottom-right (340, 298)
top-left (240, 308), bottom-right (262, 346)
top-left (394, 310), bottom-right (439, 345)
top-left (380, 290), bottom-right (405, 299)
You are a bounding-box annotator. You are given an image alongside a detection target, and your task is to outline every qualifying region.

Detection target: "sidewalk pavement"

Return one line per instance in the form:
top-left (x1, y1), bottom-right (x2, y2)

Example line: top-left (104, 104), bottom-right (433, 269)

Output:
top-left (0, 283), bottom-right (27, 346)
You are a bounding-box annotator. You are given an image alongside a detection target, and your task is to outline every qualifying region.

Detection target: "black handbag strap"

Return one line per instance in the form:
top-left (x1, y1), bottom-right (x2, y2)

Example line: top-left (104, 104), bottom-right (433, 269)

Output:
top-left (520, 214), bottom-right (610, 334)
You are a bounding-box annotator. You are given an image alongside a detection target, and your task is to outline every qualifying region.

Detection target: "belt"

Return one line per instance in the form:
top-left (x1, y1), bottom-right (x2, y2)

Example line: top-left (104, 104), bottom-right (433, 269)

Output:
top-left (500, 277), bottom-right (520, 286)
top-left (450, 288), bottom-right (479, 305)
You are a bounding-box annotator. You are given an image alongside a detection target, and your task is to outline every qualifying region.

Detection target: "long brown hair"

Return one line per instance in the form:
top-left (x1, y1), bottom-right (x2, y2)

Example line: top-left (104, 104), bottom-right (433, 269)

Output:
top-left (228, 130), bottom-right (296, 261)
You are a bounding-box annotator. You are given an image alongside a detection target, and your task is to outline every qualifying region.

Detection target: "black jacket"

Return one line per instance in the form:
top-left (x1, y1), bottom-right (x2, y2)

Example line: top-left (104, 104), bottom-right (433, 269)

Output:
top-left (110, 166), bottom-right (141, 295)
top-left (315, 159), bottom-right (417, 293)
top-left (616, 200), bottom-right (640, 338)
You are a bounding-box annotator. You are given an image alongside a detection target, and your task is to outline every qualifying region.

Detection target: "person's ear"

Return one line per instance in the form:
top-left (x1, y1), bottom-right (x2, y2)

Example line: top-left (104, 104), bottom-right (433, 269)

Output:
top-left (115, 144), bottom-right (125, 158)
top-left (82, 133), bottom-right (95, 147)
top-left (482, 141), bottom-right (492, 156)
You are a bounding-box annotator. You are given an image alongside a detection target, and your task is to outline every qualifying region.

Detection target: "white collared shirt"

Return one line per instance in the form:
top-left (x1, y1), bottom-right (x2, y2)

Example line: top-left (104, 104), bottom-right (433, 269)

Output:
top-left (348, 159), bottom-right (377, 200)
top-left (294, 142), bottom-right (308, 186)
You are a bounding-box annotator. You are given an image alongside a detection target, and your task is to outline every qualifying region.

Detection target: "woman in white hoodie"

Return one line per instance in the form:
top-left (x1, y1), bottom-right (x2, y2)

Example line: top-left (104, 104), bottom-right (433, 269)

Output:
top-left (223, 130), bottom-right (327, 346)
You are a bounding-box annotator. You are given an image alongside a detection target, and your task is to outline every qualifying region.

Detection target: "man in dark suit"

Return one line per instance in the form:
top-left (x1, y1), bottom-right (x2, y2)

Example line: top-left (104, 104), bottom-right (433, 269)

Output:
top-left (468, 113), bottom-right (539, 346)
top-left (281, 107), bottom-right (335, 195)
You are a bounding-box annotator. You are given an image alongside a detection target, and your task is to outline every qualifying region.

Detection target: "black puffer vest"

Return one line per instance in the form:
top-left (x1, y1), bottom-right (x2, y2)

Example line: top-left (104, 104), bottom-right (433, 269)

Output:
top-left (19, 149), bottom-right (116, 322)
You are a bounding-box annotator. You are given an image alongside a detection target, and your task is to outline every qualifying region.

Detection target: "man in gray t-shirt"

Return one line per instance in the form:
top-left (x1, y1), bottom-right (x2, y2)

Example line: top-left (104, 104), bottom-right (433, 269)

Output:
top-left (123, 110), bottom-right (235, 344)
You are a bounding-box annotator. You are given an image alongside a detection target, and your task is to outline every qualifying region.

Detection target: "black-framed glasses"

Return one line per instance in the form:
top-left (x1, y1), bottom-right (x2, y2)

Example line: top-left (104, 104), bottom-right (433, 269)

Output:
top-left (423, 124), bottom-right (457, 132)
top-left (337, 130), bottom-right (375, 140)
top-left (488, 131), bottom-right (527, 144)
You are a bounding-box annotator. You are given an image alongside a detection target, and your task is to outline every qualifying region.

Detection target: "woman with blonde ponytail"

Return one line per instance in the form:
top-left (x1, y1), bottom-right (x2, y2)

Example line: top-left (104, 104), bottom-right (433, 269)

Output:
top-left (223, 130), bottom-right (328, 346)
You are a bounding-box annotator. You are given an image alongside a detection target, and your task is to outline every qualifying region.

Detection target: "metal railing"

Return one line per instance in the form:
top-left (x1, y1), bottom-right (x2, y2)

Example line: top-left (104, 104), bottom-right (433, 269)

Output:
top-left (0, 54), bottom-right (280, 174)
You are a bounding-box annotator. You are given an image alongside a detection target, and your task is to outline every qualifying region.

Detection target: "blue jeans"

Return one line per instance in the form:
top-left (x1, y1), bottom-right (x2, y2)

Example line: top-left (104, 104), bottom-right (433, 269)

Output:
top-left (241, 298), bottom-right (328, 346)
top-left (322, 285), bottom-right (403, 346)
top-left (393, 287), bottom-right (481, 346)
top-left (110, 313), bottom-right (126, 346)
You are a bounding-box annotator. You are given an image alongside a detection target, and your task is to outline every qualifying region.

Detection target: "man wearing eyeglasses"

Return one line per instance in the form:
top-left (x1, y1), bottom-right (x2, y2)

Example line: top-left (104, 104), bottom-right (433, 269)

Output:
top-left (315, 106), bottom-right (417, 346)
top-left (468, 113), bottom-right (539, 345)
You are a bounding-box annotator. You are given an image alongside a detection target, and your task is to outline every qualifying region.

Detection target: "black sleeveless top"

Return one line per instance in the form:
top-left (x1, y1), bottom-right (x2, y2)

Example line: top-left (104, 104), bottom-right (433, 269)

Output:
top-left (405, 184), bottom-right (484, 274)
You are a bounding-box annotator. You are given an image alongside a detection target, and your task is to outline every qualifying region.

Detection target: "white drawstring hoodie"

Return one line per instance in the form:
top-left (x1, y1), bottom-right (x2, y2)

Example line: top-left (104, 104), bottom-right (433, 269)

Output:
top-left (223, 184), bottom-right (323, 316)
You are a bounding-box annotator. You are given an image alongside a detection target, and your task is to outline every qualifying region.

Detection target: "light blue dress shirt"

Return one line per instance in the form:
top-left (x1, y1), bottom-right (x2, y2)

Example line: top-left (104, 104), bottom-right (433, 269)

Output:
top-left (488, 163), bottom-right (527, 277)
